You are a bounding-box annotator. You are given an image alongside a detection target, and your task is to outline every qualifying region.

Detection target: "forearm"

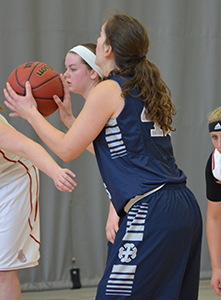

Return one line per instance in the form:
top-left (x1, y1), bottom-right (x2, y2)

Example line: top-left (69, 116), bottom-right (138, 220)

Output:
top-left (4, 79), bottom-right (115, 161)
top-left (206, 215), bottom-right (221, 269)
top-left (27, 109), bottom-right (68, 160)
top-left (17, 137), bottom-right (77, 193)
top-left (20, 139), bottom-right (62, 179)
top-left (63, 115), bottom-right (95, 155)
top-left (63, 114), bottom-right (75, 129)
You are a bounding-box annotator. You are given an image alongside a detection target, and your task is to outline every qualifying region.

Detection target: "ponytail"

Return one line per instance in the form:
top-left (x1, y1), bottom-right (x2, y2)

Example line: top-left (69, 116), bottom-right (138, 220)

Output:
top-left (116, 58), bottom-right (176, 134)
top-left (104, 13), bottom-right (177, 133)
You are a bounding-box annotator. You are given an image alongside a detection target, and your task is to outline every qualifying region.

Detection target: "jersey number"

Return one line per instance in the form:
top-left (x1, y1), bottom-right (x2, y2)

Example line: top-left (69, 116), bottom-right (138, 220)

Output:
top-left (140, 107), bottom-right (164, 137)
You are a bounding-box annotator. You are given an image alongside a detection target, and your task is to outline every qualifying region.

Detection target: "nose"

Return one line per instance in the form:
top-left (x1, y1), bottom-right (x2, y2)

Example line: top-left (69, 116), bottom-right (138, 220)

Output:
top-left (64, 69), bottom-right (69, 78)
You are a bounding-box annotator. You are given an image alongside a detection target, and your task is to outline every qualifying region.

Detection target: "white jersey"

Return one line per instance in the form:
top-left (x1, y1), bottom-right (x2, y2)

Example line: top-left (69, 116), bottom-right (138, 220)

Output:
top-left (212, 148), bottom-right (221, 181)
top-left (0, 114), bottom-right (40, 270)
top-left (0, 114), bottom-right (34, 188)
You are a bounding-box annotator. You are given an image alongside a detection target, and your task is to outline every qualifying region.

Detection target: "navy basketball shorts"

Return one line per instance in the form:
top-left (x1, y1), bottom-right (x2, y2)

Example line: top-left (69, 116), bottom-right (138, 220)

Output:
top-left (95, 183), bottom-right (202, 300)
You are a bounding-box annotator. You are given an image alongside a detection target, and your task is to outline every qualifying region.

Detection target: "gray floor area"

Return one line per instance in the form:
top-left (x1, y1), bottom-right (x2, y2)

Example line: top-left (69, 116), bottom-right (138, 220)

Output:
top-left (21, 280), bottom-right (220, 299)
top-left (22, 286), bottom-right (96, 300)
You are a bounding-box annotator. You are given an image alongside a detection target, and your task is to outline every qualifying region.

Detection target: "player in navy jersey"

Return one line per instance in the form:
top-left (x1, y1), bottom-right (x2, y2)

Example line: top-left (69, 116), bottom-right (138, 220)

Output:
top-left (206, 106), bottom-right (221, 297)
top-left (4, 13), bottom-right (202, 300)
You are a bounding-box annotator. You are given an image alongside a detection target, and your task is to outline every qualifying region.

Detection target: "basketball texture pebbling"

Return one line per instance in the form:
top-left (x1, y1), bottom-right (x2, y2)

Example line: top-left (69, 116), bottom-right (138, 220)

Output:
top-left (7, 61), bottom-right (64, 117)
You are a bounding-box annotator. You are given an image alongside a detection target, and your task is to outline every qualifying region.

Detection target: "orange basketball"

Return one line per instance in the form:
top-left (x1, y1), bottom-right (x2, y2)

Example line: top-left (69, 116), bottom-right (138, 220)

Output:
top-left (7, 61), bottom-right (64, 117)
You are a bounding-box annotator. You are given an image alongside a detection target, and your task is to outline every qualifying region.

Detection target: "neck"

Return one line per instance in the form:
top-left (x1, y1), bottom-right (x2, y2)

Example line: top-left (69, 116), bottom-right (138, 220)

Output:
top-left (83, 80), bottom-right (100, 99)
top-left (101, 60), bottom-right (118, 77)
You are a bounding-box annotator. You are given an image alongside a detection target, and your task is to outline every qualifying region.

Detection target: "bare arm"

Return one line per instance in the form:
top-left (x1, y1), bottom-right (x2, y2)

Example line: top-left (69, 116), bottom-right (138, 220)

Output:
top-left (53, 74), bottom-right (95, 154)
top-left (4, 79), bottom-right (123, 162)
top-left (0, 120), bottom-right (77, 192)
top-left (206, 199), bottom-right (221, 296)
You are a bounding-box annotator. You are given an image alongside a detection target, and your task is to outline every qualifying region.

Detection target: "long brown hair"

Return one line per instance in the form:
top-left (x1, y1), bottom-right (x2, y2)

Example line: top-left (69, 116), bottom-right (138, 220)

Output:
top-left (104, 13), bottom-right (176, 133)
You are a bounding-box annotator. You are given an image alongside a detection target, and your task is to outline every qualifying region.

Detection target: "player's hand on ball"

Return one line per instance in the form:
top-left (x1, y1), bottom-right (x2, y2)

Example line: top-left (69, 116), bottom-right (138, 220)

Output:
top-left (53, 74), bottom-right (74, 128)
top-left (5, 61), bottom-right (64, 117)
top-left (4, 81), bottom-right (37, 119)
top-left (53, 168), bottom-right (77, 192)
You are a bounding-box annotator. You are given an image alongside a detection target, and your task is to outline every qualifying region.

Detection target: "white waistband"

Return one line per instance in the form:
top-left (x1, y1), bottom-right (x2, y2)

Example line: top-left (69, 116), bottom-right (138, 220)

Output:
top-left (124, 184), bottom-right (165, 213)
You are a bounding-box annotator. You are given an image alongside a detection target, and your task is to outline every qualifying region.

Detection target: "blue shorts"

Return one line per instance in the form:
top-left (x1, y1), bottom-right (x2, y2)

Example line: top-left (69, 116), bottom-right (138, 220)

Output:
top-left (96, 183), bottom-right (202, 300)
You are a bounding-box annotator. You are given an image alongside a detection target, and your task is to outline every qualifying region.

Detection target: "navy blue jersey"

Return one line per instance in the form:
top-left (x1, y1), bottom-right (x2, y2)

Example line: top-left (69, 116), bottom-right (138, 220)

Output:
top-left (93, 75), bottom-right (186, 216)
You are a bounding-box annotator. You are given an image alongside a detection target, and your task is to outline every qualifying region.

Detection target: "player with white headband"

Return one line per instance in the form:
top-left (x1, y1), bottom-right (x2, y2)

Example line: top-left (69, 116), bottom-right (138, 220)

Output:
top-left (52, 43), bottom-right (120, 245)
top-left (206, 107), bottom-right (221, 296)
top-left (69, 45), bottom-right (103, 79)
top-left (53, 43), bottom-right (103, 129)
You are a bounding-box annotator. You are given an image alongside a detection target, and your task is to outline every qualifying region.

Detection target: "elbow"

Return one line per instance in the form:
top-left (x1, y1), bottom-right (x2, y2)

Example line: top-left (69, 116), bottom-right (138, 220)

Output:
top-left (58, 144), bottom-right (83, 162)
top-left (61, 154), bottom-right (73, 162)
top-left (60, 151), bottom-right (77, 162)
top-left (62, 157), bottom-right (70, 163)
top-left (64, 157), bottom-right (73, 163)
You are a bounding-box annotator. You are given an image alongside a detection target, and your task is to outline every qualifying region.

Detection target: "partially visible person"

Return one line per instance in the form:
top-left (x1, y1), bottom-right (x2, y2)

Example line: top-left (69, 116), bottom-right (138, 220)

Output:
top-left (0, 106), bottom-right (76, 300)
top-left (56, 43), bottom-right (103, 128)
top-left (3, 13), bottom-right (202, 299)
top-left (54, 43), bottom-right (119, 244)
top-left (206, 106), bottom-right (221, 296)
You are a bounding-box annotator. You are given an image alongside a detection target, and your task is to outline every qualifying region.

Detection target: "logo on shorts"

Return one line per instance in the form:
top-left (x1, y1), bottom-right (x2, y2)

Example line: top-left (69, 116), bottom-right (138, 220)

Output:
top-left (118, 243), bottom-right (137, 263)
top-left (18, 250), bottom-right (27, 263)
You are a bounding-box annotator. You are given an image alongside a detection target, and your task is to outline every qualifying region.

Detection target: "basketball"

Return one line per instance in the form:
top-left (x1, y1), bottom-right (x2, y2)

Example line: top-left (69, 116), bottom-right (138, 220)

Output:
top-left (7, 61), bottom-right (64, 117)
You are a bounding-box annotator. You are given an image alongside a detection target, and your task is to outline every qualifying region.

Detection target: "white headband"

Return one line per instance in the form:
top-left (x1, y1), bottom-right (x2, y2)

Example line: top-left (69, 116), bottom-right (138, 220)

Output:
top-left (69, 45), bottom-right (103, 79)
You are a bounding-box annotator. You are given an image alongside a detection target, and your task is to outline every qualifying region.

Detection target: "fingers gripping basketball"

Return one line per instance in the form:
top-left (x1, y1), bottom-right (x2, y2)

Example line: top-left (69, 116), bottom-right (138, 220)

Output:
top-left (7, 61), bottom-right (64, 117)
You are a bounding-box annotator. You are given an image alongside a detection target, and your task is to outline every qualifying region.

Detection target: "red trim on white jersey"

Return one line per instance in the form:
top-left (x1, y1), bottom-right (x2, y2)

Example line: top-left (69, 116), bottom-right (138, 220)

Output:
top-left (0, 150), bottom-right (40, 244)
top-left (0, 149), bottom-right (17, 163)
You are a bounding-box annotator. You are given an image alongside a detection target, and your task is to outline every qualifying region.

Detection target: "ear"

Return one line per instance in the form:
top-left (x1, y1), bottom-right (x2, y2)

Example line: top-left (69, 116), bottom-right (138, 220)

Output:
top-left (90, 69), bottom-right (99, 80)
top-left (104, 44), bottom-right (113, 58)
